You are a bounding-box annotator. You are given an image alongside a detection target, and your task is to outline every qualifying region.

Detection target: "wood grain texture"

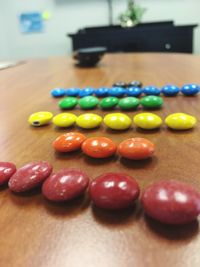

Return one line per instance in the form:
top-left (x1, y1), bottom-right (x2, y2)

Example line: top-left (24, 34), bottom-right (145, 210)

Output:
top-left (0, 53), bottom-right (200, 267)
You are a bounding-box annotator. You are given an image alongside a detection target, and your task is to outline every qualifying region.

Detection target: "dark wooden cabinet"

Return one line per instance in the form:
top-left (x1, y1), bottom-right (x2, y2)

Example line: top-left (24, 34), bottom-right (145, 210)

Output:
top-left (68, 21), bottom-right (197, 53)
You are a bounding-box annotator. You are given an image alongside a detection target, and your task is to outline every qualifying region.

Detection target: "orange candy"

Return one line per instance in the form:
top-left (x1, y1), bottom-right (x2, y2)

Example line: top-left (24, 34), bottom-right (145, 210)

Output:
top-left (81, 137), bottom-right (117, 158)
top-left (118, 137), bottom-right (155, 160)
top-left (53, 132), bottom-right (86, 152)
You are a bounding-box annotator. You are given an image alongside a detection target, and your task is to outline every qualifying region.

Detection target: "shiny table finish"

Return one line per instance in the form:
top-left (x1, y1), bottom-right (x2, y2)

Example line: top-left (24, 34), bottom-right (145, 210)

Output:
top-left (0, 53), bottom-right (200, 267)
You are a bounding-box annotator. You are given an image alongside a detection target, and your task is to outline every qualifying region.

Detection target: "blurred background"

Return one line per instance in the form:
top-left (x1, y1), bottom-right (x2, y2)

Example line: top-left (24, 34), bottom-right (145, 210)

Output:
top-left (0, 0), bottom-right (199, 60)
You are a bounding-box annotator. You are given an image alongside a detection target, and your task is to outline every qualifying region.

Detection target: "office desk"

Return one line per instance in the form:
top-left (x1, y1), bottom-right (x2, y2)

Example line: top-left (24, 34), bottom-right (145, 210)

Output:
top-left (0, 53), bottom-right (200, 267)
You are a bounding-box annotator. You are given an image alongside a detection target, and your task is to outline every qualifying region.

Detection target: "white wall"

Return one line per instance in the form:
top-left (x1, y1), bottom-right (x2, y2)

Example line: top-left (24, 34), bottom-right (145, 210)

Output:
top-left (0, 0), bottom-right (199, 60)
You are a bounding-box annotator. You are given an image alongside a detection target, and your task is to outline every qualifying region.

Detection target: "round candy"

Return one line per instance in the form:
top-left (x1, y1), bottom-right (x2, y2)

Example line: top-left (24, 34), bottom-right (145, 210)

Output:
top-left (52, 113), bottom-right (77, 128)
top-left (141, 180), bottom-right (200, 224)
top-left (118, 97), bottom-right (140, 110)
top-left (133, 113), bottom-right (162, 130)
top-left (140, 96), bottom-right (163, 109)
top-left (79, 88), bottom-right (94, 97)
top-left (112, 82), bottom-right (127, 88)
top-left (143, 86), bottom-right (161, 96)
top-left (95, 87), bottom-right (109, 97)
top-left (76, 113), bottom-right (102, 129)
top-left (81, 137), bottom-right (117, 158)
top-left (104, 113), bottom-right (132, 130)
top-left (53, 132), bottom-right (86, 152)
top-left (59, 97), bottom-right (78, 109)
top-left (165, 113), bottom-right (197, 130)
top-left (126, 87), bottom-right (142, 97)
top-left (8, 161), bottom-right (52, 193)
top-left (89, 173), bottom-right (140, 210)
top-left (108, 87), bottom-right (125, 97)
top-left (181, 84), bottom-right (200, 96)
top-left (100, 97), bottom-right (119, 109)
top-left (51, 88), bottom-right (65, 98)
top-left (0, 162), bottom-right (16, 186)
top-left (42, 169), bottom-right (89, 202)
top-left (65, 88), bottom-right (80, 96)
top-left (118, 137), bottom-right (155, 160)
top-left (28, 111), bottom-right (53, 127)
top-left (79, 96), bottom-right (99, 109)
top-left (162, 85), bottom-right (180, 96)
top-left (128, 81), bottom-right (143, 88)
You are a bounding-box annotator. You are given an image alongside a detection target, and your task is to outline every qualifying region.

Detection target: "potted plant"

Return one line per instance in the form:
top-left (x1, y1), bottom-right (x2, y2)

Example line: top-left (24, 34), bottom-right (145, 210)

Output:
top-left (119, 0), bottom-right (146, 27)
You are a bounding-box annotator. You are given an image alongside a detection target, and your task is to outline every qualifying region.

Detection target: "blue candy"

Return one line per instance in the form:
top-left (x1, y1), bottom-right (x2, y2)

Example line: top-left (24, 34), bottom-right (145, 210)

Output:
top-left (143, 86), bottom-right (161, 96)
top-left (181, 84), bottom-right (200, 96)
top-left (162, 85), bottom-right (180, 96)
top-left (108, 87), bottom-right (125, 97)
top-left (95, 87), bottom-right (109, 97)
top-left (79, 88), bottom-right (94, 97)
top-left (51, 88), bottom-right (65, 98)
top-left (126, 87), bottom-right (142, 97)
top-left (65, 88), bottom-right (80, 96)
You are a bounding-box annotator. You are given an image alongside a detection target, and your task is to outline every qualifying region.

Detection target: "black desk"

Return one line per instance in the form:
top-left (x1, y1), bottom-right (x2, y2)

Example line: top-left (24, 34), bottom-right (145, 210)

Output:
top-left (68, 21), bottom-right (197, 53)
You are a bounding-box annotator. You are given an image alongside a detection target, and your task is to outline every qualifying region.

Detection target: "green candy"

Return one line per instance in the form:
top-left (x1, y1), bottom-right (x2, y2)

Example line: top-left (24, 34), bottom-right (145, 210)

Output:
top-left (79, 96), bottom-right (99, 109)
top-left (118, 97), bottom-right (140, 110)
top-left (140, 96), bottom-right (163, 109)
top-left (59, 97), bottom-right (78, 109)
top-left (100, 97), bottom-right (119, 109)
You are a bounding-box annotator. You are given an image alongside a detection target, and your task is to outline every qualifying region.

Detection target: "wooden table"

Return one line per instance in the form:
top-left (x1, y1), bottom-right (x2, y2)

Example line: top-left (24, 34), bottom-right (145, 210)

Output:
top-left (0, 53), bottom-right (200, 267)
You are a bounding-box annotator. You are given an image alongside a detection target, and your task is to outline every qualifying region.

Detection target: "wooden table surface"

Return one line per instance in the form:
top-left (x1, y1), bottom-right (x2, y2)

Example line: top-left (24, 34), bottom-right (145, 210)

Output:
top-left (1, 53), bottom-right (200, 267)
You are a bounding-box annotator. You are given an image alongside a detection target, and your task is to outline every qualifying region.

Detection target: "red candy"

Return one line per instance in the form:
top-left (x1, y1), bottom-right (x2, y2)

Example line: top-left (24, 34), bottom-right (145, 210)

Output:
top-left (53, 132), bottom-right (86, 153)
top-left (42, 169), bottom-right (89, 202)
top-left (0, 162), bottom-right (16, 186)
top-left (9, 161), bottom-right (52, 192)
top-left (82, 137), bottom-right (117, 158)
top-left (118, 137), bottom-right (155, 160)
top-left (89, 173), bottom-right (140, 210)
top-left (141, 180), bottom-right (200, 224)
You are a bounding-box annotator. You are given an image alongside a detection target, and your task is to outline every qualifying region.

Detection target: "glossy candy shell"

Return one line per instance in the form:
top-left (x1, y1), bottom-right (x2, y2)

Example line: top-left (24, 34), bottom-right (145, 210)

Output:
top-left (104, 113), bottom-right (132, 130)
top-left (79, 96), bottom-right (99, 109)
top-left (65, 88), bottom-right (80, 96)
top-left (126, 87), bottom-right (142, 97)
top-left (162, 85), bottom-right (180, 96)
top-left (59, 97), bottom-right (78, 109)
top-left (143, 86), bottom-right (161, 96)
top-left (95, 88), bottom-right (109, 97)
top-left (8, 161), bottom-right (52, 192)
top-left (42, 169), bottom-right (89, 202)
top-left (118, 97), bottom-right (140, 110)
top-left (165, 113), bottom-right (197, 130)
top-left (141, 180), bottom-right (200, 224)
top-left (140, 96), bottom-right (163, 109)
top-left (118, 138), bottom-right (155, 160)
top-left (89, 173), bottom-right (140, 210)
top-left (79, 88), bottom-right (94, 97)
top-left (108, 87), bottom-right (125, 97)
top-left (53, 132), bottom-right (86, 152)
top-left (100, 97), bottom-right (119, 109)
top-left (51, 88), bottom-right (65, 97)
top-left (181, 84), bottom-right (200, 96)
top-left (76, 113), bottom-right (102, 129)
top-left (133, 113), bottom-right (162, 129)
top-left (28, 112), bottom-right (53, 127)
top-left (82, 137), bottom-right (117, 158)
top-left (52, 113), bottom-right (77, 127)
top-left (0, 162), bottom-right (16, 185)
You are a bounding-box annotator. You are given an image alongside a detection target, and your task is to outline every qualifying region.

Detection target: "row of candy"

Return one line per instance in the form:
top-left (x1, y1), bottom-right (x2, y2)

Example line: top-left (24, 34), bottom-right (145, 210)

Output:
top-left (58, 95), bottom-right (163, 110)
top-left (53, 133), bottom-right (155, 160)
top-left (29, 112), bottom-right (197, 130)
top-left (51, 84), bottom-right (200, 98)
top-left (1, 161), bottom-right (200, 225)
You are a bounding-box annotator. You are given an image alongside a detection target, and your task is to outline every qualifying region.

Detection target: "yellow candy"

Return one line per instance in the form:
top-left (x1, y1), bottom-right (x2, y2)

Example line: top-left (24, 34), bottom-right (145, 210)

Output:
top-left (165, 113), bottom-right (197, 130)
top-left (76, 113), bottom-right (102, 129)
top-left (52, 113), bottom-right (77, 128)
top-left (134, 113), bottom-right (162, 130)
top-left (28, 111), bottom-right (53, 126)
top-left (103, 113), bottom-right (132, 130)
